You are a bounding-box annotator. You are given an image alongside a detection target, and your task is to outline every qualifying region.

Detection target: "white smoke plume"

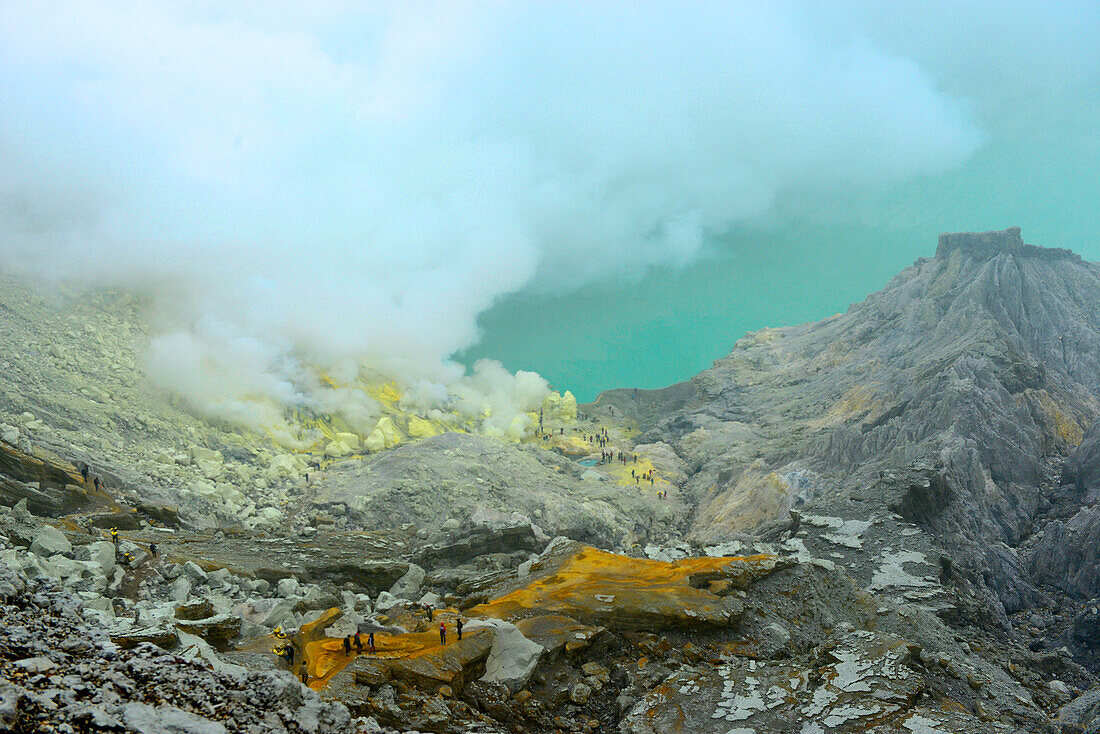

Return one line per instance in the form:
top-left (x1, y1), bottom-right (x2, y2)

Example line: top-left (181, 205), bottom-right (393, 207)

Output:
top-left (0, 1), bottom-right (986, 440)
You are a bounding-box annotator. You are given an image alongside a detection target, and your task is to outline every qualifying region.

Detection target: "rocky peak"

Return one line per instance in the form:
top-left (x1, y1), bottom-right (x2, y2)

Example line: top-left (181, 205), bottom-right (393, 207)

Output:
top-left (935, 226), bottom-right (1080, 262)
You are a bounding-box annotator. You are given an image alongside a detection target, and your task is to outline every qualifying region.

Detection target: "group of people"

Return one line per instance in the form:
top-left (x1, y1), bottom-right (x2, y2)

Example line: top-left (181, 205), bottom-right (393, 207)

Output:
top-left (79, 462), bottom-right (104, 494)
top-left (437, 616), bottom-right (463, 644)
top-left (341, 631), bottom-right (375, 655)
top-left (601, 450), bottom-right (637, 465)
top-left (108, 526), bottom-right (156, 564)
top-left (631, 468), bottom-right (656, 485)
top-left (587, 427), bottom-right (610, 448)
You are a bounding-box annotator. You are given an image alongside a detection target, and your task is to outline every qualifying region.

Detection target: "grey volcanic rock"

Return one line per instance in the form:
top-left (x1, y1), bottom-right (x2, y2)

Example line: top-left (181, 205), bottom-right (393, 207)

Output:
top-left (604, 229), bottom-right (1100, 622)
top-left (28, 524), bottom-right (70, 556)
top-left (0, 565), bottom-right (351, 733)
top-left (309, 432), bottom-right (680, 547)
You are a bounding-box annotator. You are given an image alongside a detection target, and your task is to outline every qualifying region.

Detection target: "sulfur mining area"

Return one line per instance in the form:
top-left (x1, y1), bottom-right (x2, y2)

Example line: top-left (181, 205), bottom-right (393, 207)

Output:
top-left (9, 230), bottom-right (1100, 734)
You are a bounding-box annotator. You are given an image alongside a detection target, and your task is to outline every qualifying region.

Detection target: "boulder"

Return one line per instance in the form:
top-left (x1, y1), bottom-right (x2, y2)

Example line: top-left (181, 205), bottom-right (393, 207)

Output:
top-left (111, 625), bottom-right (179, 650)
top-left (374, 592), bottom-right (402, 613)
top-left (189, 447), bottom-right (222, 464)
top-left (463, 618), bottom-right (544, 691)
top-left (407, 417), bottom-right (439, 439)
top-left (14, 657), bottom-right (57, 674)
top-left (277, 577), bottom-right (301, 598)
top-left (182, 561), bottom-right (208, 582)
top-left (49, 554), bottom-right (90, 582)
top-left (324, 441), bottom-right (350, 458)
top-left (385, 629), bottom-right (494, 691)
top-left (418, 592), bottom-right (443, 609)
top-left (324, 611), bottom-right (363, 640)
top-left (85, 541), bottom-right (116, 576)
top-left (175, 598), bottom-right (215, 621)
top-left (389, 564), bottom-right (425, 600)
top-left (233, 598), bottom-right (296, 628)
top-left (269, 453), bottom-right (304, 475)
top-left (29, 526), bottom-right (71, 557)
top-left (207, 568), bottom-right (231, 587)
top-left (175, 631), bottom-right (246, 676)
top-left (256, 507), bottom-right (284, 526)
top-left (364, 430), bottom-right (385, 453)
top-left (170, 577), bottom-right (192, 603)
top-left (335, 432), bottom-right (360, 450)
top-left (121, 702), bottom-right (228, 734)
top-left (174, 614), bottom-right (242, 650)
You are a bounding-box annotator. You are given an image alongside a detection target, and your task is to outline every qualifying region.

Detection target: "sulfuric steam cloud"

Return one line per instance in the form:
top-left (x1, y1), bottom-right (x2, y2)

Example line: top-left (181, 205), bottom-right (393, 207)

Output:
top-left (0, 2), bottom-right (988, 442)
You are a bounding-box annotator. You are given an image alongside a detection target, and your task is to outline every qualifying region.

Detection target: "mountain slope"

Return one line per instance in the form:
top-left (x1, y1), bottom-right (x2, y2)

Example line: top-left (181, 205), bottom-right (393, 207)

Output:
top-left (596, 228), bottom-right (1100, 624)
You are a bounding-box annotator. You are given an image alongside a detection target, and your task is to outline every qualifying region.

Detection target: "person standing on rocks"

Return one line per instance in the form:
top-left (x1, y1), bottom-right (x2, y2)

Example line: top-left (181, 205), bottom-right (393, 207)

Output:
top-left (456, 618), bottom-right (463, 641)
top-left (80, 463), bottom-right (89, 483)
top-left (110, 527), bottom-right (119, 544)
top-left (354, 632), bottom-right (362, 654)
top-left (94, 476), bottom-right (102, 492)
top-left (368, 632), bottom-right (375, 653)
top-left (439, 621), bottom-right (447, 645)
top-left (149, 542), bottom-right (157, 557)
top-left (343, 635), bottom-right (352, 656)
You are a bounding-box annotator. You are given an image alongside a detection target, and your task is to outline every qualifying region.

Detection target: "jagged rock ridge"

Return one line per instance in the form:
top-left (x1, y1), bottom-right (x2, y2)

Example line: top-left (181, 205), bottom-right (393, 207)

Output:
top-left (598, 228), bottom-right (1100, 627)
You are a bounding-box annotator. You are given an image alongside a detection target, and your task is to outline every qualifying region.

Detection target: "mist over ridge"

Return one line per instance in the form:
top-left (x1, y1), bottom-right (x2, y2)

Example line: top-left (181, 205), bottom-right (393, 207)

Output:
top-left (0, 1), bottom-right (996, 434)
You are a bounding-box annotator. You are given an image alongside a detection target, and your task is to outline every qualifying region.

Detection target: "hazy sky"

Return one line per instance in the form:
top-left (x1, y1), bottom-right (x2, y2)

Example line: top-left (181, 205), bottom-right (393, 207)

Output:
top-left (2, 1), bottom-right (1098, 408)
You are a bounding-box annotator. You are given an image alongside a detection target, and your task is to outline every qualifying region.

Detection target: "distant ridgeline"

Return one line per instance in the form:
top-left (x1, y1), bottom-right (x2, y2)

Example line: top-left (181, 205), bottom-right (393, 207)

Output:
top-left (936, 226), bottom-right (1081, 262)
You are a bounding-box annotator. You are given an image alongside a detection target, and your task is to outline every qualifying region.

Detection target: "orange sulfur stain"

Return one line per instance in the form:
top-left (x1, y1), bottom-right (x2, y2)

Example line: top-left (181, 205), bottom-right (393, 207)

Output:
top-left (304, 622), bottom-right (465, 690)
top-left (469, 545), bottom-right (778, 624)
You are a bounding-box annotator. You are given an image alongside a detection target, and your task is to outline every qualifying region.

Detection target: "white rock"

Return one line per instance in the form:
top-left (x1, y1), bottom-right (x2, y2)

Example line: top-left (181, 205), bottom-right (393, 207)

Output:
top-left (464, 618), bottom-right (544, 690)
top-left (389, 564), bottom-right (425, 599)
top-left (335, 432), bottom-right (360, 450)
top-left (277, 577), bottom-right (300, 597)
top-left (373, 591), bottom-right (402, 612)
top-left (417, 592), bottom-right (442, 608)
top-left (122, 701), bottom-right (229, 734)
top-left (170, 576), bottom-right (192, 603)
top-left (86, 541), bottom-right (116, 576)
top-left (175, 630), bottom-right (247, 676)
top-left (183, 561), bottom-right (208, 582)
top-left (15, 656), bottom-right (58, 673)
top-left (257, 507), bottom-right (284, 525)
top-left (30, 526), bottom-right (72, 557)
top-left (268, 454), bottom-right (303, 476)
top-left (190, 447), bottom-right (222, 463)
top-left (324, 441), bottom-right (350, 458)
top-left (196, 460), bottom-right (222, 479)
top-left (324, 611), bottom-right (363, 639)
top-left (0, 424), bottom-right (18, 444)
top-left (49, 554), bottom-right (89, 581)
top-left (365, 429), bottom-right (385, 453)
